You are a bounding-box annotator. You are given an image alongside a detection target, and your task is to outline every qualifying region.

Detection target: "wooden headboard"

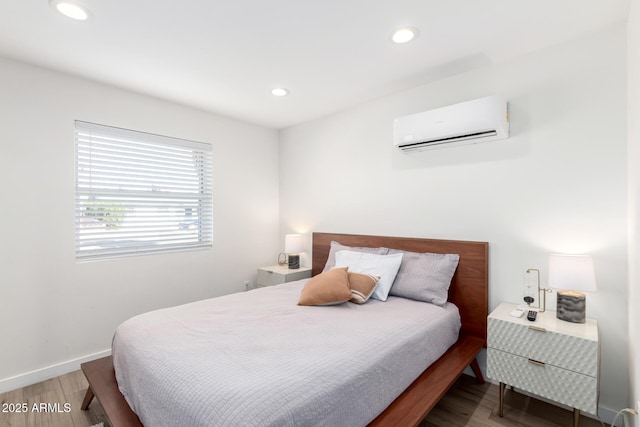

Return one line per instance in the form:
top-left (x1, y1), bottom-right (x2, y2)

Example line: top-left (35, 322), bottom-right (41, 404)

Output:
top-left (312, 232), bottom-right (488, 343)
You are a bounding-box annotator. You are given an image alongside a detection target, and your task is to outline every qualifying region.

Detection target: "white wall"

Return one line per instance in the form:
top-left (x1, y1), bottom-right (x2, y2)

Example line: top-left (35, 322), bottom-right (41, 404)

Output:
top-left (279, 26), bottom-right (628, 418)
top-left (0, 57), bottom-right (280, 390)
top-left (627, 0), bottom-right (640, 424)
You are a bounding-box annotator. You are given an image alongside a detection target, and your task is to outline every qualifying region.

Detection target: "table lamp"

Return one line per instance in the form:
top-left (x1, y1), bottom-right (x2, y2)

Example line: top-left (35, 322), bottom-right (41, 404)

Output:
top-left (284, 234), bottom-right (304, 269)
top-left (548, 254), bottom-right (597, 323)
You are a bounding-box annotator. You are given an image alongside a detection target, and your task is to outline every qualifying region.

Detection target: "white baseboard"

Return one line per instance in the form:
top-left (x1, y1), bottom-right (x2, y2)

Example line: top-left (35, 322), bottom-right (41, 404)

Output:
top-left (0, 349), bottom-right (111, 394)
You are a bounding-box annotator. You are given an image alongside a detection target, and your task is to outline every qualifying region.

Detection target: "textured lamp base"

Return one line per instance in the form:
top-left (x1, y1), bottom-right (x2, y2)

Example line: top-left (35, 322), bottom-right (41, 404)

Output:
top-left (288, 254), bottom-right (300, 269)
top-left (556, 290), bottom-right (586, 323)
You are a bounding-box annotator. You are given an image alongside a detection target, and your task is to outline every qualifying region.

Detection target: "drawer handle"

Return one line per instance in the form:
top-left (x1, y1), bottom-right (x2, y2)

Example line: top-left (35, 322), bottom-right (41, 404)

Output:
top-left (528, 325), bottom-right (547, 332)
top-left (528, 358), bottom-right (545, 367)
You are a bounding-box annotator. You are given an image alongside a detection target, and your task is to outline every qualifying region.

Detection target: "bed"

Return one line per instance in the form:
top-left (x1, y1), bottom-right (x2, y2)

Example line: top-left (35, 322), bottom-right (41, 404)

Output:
top-left (80, 232), bottom-right (488, 427)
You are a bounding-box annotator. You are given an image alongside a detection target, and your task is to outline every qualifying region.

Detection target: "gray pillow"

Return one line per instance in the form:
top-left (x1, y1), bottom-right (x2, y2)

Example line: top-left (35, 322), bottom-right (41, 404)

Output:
top-left (388, 249), bottom-right (460, 306)
top-left (322, 241), bottom-right (389, 272)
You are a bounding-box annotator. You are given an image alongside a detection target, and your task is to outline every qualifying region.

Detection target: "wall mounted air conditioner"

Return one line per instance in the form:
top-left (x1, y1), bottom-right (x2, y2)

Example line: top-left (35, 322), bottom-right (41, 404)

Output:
top-left (393, 95), bottom-right (509, 152)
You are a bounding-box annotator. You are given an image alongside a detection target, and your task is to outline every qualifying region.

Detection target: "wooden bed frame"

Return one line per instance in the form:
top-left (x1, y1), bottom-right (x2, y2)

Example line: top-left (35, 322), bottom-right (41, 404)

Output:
top-left (80, 232), bottom-right (488, 427)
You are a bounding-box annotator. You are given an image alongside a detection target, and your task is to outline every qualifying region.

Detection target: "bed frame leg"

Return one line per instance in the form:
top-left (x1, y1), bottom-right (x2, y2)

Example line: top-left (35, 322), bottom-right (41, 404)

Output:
top-left (470, 358), bottom-right (485, 384)
top-left (81, 386), bottom-right (94, 410)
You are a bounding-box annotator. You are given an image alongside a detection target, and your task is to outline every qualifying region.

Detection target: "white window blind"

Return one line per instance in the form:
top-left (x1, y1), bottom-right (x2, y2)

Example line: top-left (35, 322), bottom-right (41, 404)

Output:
top-left (74, 121), bottom-right (213, 261)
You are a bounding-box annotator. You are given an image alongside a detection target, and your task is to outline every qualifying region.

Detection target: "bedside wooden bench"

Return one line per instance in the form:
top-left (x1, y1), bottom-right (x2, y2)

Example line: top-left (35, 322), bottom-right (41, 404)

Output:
top-left (81, 356), bottom-right (142, 427)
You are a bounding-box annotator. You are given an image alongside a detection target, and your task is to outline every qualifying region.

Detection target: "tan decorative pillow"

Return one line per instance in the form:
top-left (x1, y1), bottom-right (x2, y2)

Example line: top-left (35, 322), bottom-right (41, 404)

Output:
top-left (348, 272), bottom-right (380, 304)
top-left (298, 267), bottom-right (352, 306)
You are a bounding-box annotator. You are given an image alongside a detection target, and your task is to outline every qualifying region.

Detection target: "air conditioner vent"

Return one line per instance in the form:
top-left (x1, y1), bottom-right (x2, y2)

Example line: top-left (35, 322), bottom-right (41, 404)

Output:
top-left (393, 96), bottom-right (509, 152)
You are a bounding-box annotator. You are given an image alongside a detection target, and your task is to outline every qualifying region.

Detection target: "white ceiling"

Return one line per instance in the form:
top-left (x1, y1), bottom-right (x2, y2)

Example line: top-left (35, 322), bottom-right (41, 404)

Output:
top-left (0, 0), bottom-right (629, 129)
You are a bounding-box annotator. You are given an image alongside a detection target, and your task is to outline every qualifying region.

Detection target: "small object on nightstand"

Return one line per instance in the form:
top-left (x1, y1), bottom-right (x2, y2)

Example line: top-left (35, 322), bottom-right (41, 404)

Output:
top-left (510, 308), bottom-right (525, 318)
top-left (523, 270), bottom-right (537, 307)
top-left (525, 268), bottom-right (552, 312)
top-left (277, 252), bottom-right (287, 266)
top-left (526, 310), bottom-right (537, 321)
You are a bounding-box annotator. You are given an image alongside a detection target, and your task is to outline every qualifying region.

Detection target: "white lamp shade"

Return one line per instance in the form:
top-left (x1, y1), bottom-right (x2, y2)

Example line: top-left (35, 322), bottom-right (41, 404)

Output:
top-left (548, 254), bottom-right (597, 292)
top-left (284, 234), bottom-right (304, 254)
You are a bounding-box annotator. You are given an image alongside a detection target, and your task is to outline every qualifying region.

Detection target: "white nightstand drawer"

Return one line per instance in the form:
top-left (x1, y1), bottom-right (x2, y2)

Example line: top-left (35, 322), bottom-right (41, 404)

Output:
top-left (488, 317), bottom-right (598, 376)
top-left (257, 269), bottom-right (286, 287)
top-left (487, 348), bottom-right (598, 414)
top-left (256, 265), bottom-right (312, 288)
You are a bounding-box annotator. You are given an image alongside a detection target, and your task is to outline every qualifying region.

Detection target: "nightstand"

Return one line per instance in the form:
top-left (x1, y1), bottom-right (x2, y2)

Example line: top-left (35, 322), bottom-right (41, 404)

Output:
top-left (487, 302), bottom-right (599, 427)
top-left (256, 265), bottom-right (312, 287)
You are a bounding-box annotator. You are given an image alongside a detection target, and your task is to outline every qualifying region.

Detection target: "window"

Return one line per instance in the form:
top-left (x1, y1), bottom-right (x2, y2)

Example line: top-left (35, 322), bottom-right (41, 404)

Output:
top-left (74, 121), bottom-right (212, 261)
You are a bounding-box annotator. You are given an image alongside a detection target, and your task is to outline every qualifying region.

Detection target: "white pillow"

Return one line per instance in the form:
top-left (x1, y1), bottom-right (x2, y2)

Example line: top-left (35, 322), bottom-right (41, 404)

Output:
top-left (322, 241), bottom-right (389, 272)
top-left (335, 250), bottom-right (403, 301)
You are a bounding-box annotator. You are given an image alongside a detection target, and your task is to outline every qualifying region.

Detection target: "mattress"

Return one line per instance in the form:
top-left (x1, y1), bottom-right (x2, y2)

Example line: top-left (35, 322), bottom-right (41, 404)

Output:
top-left (112, 279), bottom-right (461, 427)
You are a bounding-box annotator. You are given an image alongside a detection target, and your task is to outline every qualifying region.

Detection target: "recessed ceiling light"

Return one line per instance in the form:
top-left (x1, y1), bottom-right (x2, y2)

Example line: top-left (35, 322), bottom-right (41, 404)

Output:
top-left (392, 27), bottom-right (417, 44)
top-left (50, 0), bottom-right (90, 21)
top-left (271, 88), bottom-right (289, 97)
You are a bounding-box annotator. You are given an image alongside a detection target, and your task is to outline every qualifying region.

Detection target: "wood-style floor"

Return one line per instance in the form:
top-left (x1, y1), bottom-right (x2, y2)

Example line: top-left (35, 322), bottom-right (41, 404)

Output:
top-left (0, 372), bottom-right (604, 427)
top-left (420, 375), bottom-right (603, 427)
top-left (0, 370), bottom-right (106, 427)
